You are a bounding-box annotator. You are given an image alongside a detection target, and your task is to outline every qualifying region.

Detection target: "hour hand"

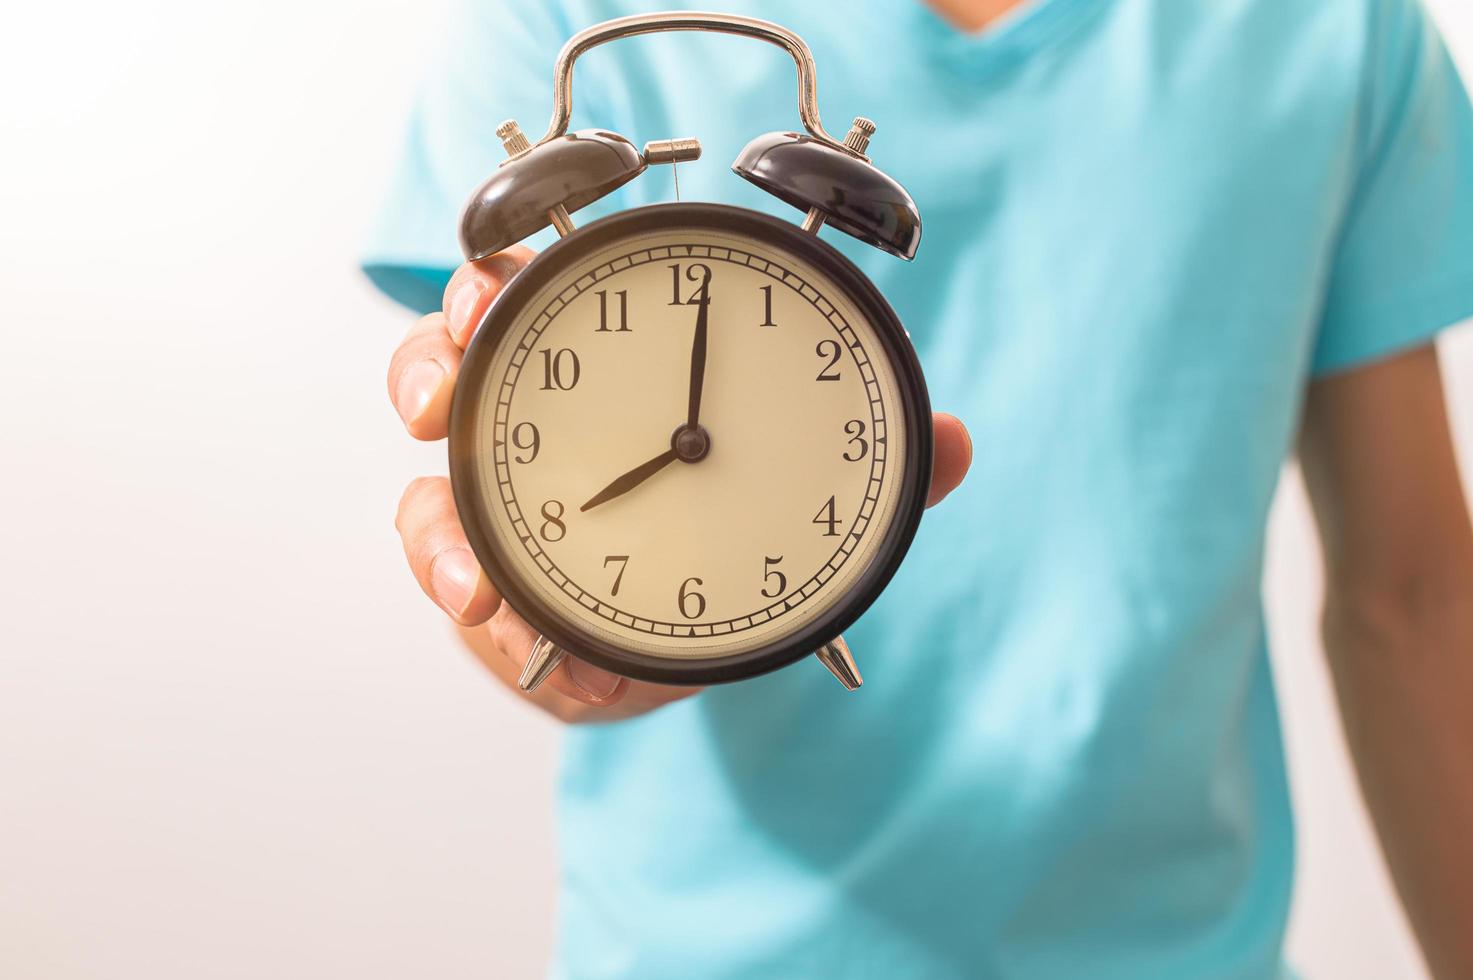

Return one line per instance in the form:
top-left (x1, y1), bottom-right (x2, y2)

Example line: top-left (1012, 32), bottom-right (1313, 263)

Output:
top-left (580, 447), bottom-right (679, 512)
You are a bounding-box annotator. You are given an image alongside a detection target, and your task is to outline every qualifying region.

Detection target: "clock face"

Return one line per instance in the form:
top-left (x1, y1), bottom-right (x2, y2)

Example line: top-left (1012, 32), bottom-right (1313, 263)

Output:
top-left (451, 205), bottom-right (929, 682)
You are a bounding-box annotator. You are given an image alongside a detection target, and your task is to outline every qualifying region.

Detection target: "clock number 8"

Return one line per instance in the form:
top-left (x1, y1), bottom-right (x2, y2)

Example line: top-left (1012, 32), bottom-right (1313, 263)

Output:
top-left (539, 500), bottom-right (567, 542)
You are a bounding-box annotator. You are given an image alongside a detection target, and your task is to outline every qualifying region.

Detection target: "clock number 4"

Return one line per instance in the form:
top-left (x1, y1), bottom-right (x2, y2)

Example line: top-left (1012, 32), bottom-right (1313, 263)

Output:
top-left (603, 555), bottom-right (629, 596)
top-left (813, 495), bottom-right (841, 537)
top-left (678, 576), bottom-right (706, 619)
top-left (539, 348), bottom-right (580, 391)
top-left (669, 263), bottom-right (712, 306)
top-left (595, 289), bottom-right (630, 333)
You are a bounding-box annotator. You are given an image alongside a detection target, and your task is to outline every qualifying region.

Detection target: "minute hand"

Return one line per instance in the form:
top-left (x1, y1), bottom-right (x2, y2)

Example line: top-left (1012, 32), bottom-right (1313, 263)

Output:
top-left (685, 285), bottom-right (711, 429)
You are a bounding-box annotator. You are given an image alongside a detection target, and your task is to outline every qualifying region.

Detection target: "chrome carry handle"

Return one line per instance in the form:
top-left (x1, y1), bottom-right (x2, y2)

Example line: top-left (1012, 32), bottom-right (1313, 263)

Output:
top-left (531, 10), bottom-right (854, 155)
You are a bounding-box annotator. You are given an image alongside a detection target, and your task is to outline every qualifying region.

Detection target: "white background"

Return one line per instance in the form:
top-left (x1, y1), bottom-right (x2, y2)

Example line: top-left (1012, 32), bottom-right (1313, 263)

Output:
top-left (0, 2), bottom-right (1469, 977)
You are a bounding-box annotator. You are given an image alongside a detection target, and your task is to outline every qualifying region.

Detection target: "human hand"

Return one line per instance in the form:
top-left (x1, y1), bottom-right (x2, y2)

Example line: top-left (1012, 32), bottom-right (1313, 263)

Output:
top-left (387, 251), bottom-right (973, 723)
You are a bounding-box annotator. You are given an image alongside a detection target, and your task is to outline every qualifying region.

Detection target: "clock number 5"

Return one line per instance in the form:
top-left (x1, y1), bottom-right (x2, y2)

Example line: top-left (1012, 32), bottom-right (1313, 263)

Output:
top-left (678, 576), bottom-right (706, 619)
top-left (761, 555), bottom-right (787, 599)
top-left (815, 340), bottom-right (842, 381)
top-left (603, 555), bottom-right (629, 596)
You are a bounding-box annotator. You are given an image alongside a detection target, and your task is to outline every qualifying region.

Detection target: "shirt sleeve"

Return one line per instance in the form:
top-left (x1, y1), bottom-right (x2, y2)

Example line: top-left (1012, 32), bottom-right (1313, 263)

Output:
top-left (361, 1), bottom-right (587, 314)
top-left (1311, 0), bottom-right (1473, 376)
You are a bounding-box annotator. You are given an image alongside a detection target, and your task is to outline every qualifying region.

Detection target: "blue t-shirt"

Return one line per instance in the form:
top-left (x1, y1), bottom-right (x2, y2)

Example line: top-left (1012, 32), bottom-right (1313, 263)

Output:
top-left (364, 1), bottom-right (1473, 976)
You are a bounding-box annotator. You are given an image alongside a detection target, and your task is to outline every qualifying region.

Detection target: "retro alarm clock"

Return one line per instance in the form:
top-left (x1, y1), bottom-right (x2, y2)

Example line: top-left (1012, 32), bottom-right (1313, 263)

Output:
top-left (449, 11), bottom-right (930, 692)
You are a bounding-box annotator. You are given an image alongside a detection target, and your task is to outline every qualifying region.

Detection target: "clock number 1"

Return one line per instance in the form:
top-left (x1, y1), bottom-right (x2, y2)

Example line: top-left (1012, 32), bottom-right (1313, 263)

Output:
top-left (759, 284), bottom-right (776, 327)
top-left (813, 495), bottom-right (840, 537)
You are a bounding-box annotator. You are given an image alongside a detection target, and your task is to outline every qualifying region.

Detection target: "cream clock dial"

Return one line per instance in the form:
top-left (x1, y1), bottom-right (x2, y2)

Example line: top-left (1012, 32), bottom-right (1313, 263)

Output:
top-left (451, 205), bottom-right (931, 686)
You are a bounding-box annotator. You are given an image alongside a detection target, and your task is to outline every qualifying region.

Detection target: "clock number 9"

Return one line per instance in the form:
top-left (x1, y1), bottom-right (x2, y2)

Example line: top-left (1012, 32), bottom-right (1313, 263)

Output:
top-left (678, 576), bottom-right (706, 619)
top-left (815, 340), bottom-right (842, 382)
top-left (761, 555), bottom-right (787, 599)
top-left (842, 419), bottom-right (868, 461)
top-left (539, 500), bottom-right (567, 542)
top-left (511, 422), bottom-right (540, 464)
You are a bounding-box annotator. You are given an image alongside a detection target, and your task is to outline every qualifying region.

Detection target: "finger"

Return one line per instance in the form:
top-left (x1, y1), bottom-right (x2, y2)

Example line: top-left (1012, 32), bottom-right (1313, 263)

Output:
top-left (928, 412), bottom-right (972, 507)
top-left (387, 313), bottom-right (460, 440)
top-left (482, 602), bottom-right (631, 708)
top-left (442, 247), bottom-right (537, 350)
top-left (395, 477), bottom-right (502, 625)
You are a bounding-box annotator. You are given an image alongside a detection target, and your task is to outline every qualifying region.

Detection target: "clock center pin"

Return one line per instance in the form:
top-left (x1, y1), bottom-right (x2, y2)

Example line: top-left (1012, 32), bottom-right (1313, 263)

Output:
top-left (671, 423), bottom-right (712, 463)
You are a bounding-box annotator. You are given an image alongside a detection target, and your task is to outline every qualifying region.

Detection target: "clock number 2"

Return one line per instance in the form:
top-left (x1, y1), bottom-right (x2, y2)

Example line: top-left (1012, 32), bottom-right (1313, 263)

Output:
top-left (815, 340), bottom-right (842, 381)
top-left (678, 576), bottom-right (706, 619)
top-left (761, 555), bottom-right (787, 599)
top-left (603, 555), bottom-right (630, 596)
top-left (813, 495), bottom-right (841, 537)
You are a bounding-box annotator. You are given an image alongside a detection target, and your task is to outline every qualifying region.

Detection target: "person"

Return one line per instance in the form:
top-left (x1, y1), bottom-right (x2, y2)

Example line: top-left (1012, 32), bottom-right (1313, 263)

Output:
top-left (365, 0), bottom-right (1473, 976)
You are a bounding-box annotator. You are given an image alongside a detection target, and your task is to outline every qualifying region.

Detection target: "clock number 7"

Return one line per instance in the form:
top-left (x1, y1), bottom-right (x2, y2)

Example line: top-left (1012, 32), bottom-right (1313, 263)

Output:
top-left (603, 555), bottom-right (630, 596)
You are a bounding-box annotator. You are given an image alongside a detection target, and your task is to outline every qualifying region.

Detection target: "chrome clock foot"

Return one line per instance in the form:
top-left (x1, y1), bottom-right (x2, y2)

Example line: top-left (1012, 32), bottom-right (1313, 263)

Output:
top-left (815, 636), bottom-right (862, 691)
top-left (519, 635), bottom-right (567, 692)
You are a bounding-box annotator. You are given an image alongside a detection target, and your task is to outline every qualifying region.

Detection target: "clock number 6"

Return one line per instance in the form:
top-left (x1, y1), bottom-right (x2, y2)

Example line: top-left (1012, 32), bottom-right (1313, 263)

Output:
top-left (678, 576), bottom-right (706, 619)
top-left (815, 339), bottom-right (842, 382)
top-left (761, 555), bottom-right (787, 599)
top-left (603, 555), bottom-right (629, 596)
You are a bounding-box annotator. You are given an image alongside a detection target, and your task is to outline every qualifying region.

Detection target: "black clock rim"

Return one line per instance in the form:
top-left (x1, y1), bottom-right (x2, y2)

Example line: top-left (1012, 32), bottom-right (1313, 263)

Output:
top-left (449, 203), bottom-right (933, 686)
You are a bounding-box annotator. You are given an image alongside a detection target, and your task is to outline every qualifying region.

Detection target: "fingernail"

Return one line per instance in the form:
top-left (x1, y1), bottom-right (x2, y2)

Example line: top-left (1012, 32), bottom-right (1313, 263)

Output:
top-left (430, 547), bottom-right (481, 618)
top-left (567, 658), bottom-right (620, 700)
top-left (448, 278), bottom-right (486, 339)
top-left (395, 360), bottom-right (444, 425)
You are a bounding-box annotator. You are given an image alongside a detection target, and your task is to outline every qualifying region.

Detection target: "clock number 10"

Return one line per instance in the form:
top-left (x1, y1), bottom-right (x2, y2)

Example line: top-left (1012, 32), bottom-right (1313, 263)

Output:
top-left (539, 348), bottom-right (580, 390)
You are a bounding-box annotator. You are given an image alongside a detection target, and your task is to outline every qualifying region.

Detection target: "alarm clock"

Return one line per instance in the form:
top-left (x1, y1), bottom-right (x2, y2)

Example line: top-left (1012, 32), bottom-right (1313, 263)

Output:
top-left (449, 11), bottom-right (931, 692)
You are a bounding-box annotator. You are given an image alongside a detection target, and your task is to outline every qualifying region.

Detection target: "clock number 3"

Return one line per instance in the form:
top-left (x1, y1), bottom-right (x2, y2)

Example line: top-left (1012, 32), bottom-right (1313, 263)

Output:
top-left (843, 419), bottom-right (868, 461)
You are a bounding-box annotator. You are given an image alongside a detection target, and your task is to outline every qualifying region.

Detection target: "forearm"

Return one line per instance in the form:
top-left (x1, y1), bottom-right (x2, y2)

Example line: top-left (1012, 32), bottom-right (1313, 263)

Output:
top-left (1323, 579), bottom-right (1473, 980)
